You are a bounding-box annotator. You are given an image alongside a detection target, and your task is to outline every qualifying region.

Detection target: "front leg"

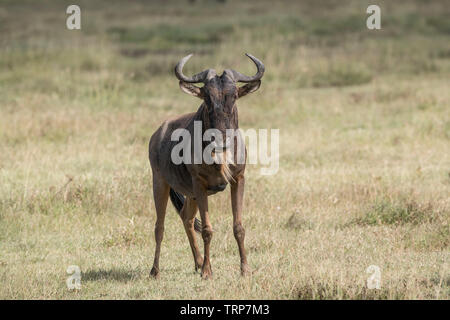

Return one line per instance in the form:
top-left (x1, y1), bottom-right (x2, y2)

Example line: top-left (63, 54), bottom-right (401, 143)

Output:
top-left (192, 177), bottom-right (213, 280)
top-left (230, 174), bottom-right (249, 276)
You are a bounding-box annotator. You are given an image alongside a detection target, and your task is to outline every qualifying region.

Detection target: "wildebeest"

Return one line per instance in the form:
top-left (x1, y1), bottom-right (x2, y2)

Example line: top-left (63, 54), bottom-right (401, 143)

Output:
top-left (148, 53), bottom-right (264, 279)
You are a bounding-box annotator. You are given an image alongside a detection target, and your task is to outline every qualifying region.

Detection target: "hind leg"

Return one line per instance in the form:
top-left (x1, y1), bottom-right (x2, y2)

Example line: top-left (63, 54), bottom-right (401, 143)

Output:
top-left (179, 197), bottom-right (203, 272)
top-left (150, 171), bottom-right (169, 279)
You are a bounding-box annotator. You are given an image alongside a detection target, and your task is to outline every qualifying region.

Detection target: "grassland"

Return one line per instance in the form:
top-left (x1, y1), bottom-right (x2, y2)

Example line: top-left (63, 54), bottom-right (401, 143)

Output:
top-left (0, 0), bottom-right (449, 299)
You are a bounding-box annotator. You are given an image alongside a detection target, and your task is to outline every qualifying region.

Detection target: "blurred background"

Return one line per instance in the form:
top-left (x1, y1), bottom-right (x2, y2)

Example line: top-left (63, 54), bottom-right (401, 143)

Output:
top-left (0, 0), bottom-right (449, 299)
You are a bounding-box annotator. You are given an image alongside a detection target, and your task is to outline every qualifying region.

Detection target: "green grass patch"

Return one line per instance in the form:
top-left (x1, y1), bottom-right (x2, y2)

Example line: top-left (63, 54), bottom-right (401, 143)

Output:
top-left (306, 63), bottom-right (373, 88)
top-left (353, 198), bottom-right (439, 226)
top-left (108, 23), bottom-right (234, 47)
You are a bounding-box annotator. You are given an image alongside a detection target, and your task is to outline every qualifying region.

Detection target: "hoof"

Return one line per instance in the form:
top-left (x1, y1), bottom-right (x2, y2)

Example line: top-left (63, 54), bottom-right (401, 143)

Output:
top-left (195, 258), bottom-right (204, 273)
top-left (150, 267), bottom-right (160, 279)
top-left (201, 265), bottom-right (213, 280)
top-left (241, 264), bottom-right (251, 276)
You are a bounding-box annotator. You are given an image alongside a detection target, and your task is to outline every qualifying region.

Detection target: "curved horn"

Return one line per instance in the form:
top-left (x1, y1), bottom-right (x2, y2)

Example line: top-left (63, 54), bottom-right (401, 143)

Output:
top-left (174, 54), bottom-right (214, 83)
top-left (231, 53), bottom-right (265, 83)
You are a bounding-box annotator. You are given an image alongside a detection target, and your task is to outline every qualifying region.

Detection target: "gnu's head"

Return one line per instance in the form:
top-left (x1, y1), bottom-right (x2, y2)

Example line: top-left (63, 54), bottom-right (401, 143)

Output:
top-left (174, 53), bottom-right (265, 134)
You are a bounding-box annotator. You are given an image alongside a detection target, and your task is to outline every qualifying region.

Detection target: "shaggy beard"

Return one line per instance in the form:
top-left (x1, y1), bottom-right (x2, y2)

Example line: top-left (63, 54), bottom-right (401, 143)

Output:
top-left (212, 149), bottom-right (235, 183)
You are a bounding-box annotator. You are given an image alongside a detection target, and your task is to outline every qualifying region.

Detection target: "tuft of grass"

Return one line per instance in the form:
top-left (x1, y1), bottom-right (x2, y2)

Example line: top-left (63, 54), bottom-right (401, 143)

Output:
top-left (284, 211), bottom-right (315, 231)
top-left (426, 16), bottom-right (450, 35)
top-left (82, 268), bottom-right (141, 282)
top-left (108, 23), bottom-right (234, 46)
top-left (352, 198), bottom-right (439, 226)
top-left (309, 15), bottom-right (363, 37)
top-left (309, 64), bottom-right (373, 87)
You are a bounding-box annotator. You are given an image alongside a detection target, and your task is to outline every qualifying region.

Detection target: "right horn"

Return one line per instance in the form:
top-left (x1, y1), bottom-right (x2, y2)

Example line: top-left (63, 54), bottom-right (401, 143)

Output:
top-left (231, 53), bottom-right (265, 83)
top-left (174, 54), bottom-right (214, 83)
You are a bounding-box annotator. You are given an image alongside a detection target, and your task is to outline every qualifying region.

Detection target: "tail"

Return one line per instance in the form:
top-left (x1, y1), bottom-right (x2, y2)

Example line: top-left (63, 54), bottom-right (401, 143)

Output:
top-left (169, 188), bottom-right (202, 234)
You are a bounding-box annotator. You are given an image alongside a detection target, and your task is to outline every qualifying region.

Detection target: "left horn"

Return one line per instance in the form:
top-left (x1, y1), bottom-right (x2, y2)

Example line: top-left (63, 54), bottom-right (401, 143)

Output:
top-left (231, 53), bottom-right (265, 83)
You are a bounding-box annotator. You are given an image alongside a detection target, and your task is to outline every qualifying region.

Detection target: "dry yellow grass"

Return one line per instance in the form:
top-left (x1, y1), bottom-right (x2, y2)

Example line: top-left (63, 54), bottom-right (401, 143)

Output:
top-left (0, 0), bottom-right (449, 299)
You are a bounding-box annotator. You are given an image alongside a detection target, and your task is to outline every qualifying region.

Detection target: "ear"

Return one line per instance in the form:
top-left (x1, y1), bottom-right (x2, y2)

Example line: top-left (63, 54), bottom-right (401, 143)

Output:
top-left (179, 81), bottom-right (204, 99)
top-left (238, 80), bottom-right (261, 98)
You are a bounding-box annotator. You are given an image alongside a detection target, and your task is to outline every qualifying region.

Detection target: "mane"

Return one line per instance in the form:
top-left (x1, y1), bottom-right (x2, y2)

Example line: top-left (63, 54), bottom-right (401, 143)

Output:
top-left (213, 149), bottom-right (235, 183)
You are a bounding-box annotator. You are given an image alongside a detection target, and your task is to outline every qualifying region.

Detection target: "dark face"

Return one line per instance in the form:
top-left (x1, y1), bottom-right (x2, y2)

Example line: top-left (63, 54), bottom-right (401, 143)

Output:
top-left (202, 73), bottom-right (238, 134)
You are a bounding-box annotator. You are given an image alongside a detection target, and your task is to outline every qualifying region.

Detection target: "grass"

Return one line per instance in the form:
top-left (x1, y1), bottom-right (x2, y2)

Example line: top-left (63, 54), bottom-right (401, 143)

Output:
top-left (351, 197), bottom-right (441, 226)
top-left (0, 0), bottom-right (449, 299)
